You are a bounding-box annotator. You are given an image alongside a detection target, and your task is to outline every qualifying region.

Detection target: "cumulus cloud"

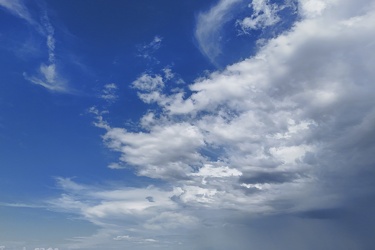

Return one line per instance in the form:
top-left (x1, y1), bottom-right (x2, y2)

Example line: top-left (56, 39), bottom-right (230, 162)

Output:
top-left (237, 0), bottom-right (283, 31)
top-left (132, 74), bottom-right (164, 92)
top-left (49, 0), bottom-right (375, 248)
top-left (101, 122), bottom-right (206, 179)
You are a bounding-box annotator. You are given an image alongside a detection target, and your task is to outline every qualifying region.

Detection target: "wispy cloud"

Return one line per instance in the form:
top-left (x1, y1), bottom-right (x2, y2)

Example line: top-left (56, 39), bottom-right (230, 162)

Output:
top-left (137, 36), bottom-right (163, 64)
top-left (23, 12), bottom-right (70, 93)
top-left (0, 0), bottom-right (70, 93)
top-left (0, 0), bottom-right (35, 26)
top-left (195, 0), bottom-right (242, 65)
top-left (100, 83), bottom-right (118, 103)
top-left (0, 202), bottom-right (45, 209)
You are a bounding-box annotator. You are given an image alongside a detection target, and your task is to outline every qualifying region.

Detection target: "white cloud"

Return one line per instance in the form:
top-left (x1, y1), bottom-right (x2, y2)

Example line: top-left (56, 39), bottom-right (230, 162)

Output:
top-left (47, 178), bottom-right (198, 248)
top-left (132, 74), bottom-right (164, 92)
top-left (0, 0), bottom-right (35, 26)
top-left (23, 13), bottom-right (70, 93)
top-left (137, 35), bottom-right (163, 62)
top-left (299, 0), bottom-right (328, 18)
top-left (195, 0), bottom-right (242, 65)
top-left (237, 0), bottom-right (282, 31)
top-left (0, 1), bottom-right (70, 93)
top-left (95, 0), bottom-right (375, 215)
top-left (191, 164), bottom-right (242, 178)
top-left (23, 63), bottom-right (68, 92)
top-left (100, 122), bottom-right (205, 179)
top-left (101, 83), bottom-right (118, 102)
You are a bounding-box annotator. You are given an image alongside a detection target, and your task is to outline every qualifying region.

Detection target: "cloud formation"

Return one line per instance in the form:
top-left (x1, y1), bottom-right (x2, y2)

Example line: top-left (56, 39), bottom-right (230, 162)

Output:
top-left (237, 0), bottom-right (285, 31)
top-left (23, 13), bottom-right (69, 93)
top-left (195, 0), bottom-right (242, 65)
top-left (0, 0), bottom-right (35, 25)
top-left (0, 0), bottom-right (70, 92)
top-left (49, 0), bottom-right (375, 248)
top-left (100, 83), bottom-right (118, 103)
top-left (137, 36), bottom-right (163, 64)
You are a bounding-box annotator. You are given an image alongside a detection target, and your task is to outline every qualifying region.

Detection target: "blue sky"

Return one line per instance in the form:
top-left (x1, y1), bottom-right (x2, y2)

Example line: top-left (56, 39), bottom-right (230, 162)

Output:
top-left (1, 0), bottom-right (375, 249)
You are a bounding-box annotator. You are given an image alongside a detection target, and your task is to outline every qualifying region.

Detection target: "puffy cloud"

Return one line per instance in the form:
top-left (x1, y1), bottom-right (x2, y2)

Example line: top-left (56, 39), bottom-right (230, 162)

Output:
top-left (101, 122), bottom-right (205, 179)
top-left (132, 74), bottom-right (164, 92)
top-left (237, 0), bottom-right (282, 31)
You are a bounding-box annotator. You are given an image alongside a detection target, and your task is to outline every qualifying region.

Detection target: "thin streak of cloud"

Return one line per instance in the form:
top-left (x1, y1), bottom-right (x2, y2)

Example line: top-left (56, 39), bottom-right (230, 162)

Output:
top-left (195, 0), bottom-right (242, 66)
top-left (0, 0), bottom-right (70, 93)
top-left (0, 202), bottom-right (45, 209)
top-left (0, 0), bottom-right (35, 26)
top-left (23, 11), bottom-right (70, 93)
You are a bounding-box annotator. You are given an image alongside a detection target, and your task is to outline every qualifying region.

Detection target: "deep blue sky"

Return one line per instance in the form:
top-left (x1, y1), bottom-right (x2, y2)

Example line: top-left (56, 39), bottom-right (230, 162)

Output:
top-left (1, 0), bottom-right (375, 249)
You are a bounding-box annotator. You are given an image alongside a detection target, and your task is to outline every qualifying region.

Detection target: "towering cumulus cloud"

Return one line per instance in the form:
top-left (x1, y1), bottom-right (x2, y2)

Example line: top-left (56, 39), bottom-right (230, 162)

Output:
top-left (48, 0), bottom-right (375, 249)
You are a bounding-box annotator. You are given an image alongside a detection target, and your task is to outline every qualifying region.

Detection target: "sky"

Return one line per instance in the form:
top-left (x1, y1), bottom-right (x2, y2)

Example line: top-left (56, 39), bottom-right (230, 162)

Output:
top-left (1, 0), bottom-right (375, 249)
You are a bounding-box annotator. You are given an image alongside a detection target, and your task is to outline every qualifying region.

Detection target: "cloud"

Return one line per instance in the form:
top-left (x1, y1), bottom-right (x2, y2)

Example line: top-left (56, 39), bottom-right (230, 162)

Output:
top-left (137, 36), bottom-right (163, 63)
top-left (132, 74), bottom-right (164, 92)
top-left (0, 202), bottom-right (45, 208)
top-left (23, 13), bottom-right (70, 93)
top-left (0, 0), bottom-right (36, 26)
top-left (0, 1), bottom-right (70, 93)
top-left (96, 0), bottom-right (375, 218)
top-left (46, 0), bottom-right (375, 248)
top-left (237, 0), bottom-right (283, 31)
top-left (23, 63), bottom-right (68, 92)
top-left (101, 122), bottom-right (206, 179)
top-left (195, 0), bottom-right (242, 65)
top-left (100, 83), bottom-right (118, 103)
top-left (48, 178), bottom-right (196, 249)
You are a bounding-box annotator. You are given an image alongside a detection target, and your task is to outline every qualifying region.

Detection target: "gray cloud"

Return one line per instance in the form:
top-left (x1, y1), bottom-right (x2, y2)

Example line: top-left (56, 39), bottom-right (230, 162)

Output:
top-left (239, 171), bottom-right (303, 184)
